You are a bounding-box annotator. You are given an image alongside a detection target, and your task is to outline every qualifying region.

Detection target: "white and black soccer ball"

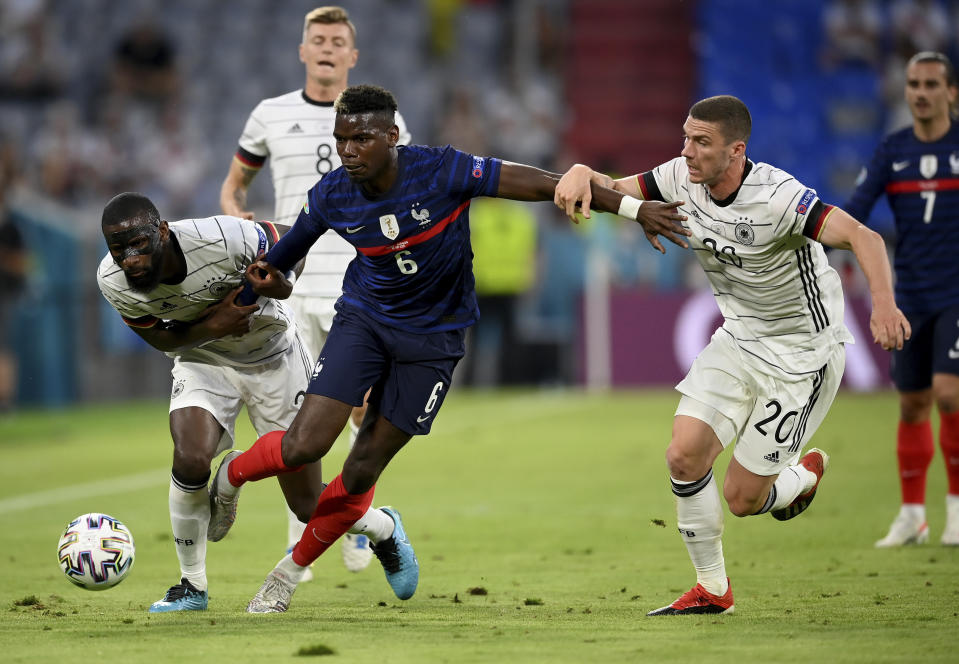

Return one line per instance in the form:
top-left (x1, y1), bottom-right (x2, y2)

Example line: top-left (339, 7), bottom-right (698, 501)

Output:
top-left (57, 513), bottom-right (135, 590)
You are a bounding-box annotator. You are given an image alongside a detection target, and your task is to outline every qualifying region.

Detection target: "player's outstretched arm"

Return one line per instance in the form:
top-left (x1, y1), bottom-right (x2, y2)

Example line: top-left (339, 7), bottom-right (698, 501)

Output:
top-left (498, 161), bottom-right (689, 253)
top-left (554, 163), bottom-right (618, 220)
top-left (220, 157), bottom-right (259, 220)
top-left (817, 207), bottom-right (911, 350)
top-left (128, 286), bottom-right (260, 352)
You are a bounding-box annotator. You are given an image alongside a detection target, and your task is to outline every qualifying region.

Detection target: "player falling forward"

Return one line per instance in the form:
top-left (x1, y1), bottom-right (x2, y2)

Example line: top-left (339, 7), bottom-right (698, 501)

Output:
top-left (555, 95), bottom-right (910, 614)
top-left (845, 51), bottom-right (959, 548)
top-left (96, 192), bottom-right (399, 612)
top-left (208, 84), bottom-right (689, 613)
top-left (220, 5), bottom-right (411, 574)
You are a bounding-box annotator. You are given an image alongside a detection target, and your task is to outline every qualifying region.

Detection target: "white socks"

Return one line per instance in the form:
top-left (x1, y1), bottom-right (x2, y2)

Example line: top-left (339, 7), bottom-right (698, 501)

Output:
top-left (348, 418), bottom-right (359, 449)
top-left (767, 464), bottom-right (815, 512)
top-left (900, 503), bottom-right (927, 522)
top-left (672, 471), bottom-right (727, 596)
top-left (287, 505), bottom-right (306, 551)
top-left (288, 505), bottom-right (391, 549)
top-left (348, 507), bottom-right (394, 544)
top-left (168, 475), bottom-right (209, 591)
top-left (276, 553), bottom-right (307, 583)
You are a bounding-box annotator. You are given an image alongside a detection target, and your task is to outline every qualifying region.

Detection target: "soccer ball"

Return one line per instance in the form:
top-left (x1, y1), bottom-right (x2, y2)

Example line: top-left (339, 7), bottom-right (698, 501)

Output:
top-left (57, 513), bottom-right (135, 590)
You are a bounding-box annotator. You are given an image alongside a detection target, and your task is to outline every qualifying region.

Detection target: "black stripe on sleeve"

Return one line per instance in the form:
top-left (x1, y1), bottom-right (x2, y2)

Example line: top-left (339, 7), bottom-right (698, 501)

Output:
top-left (640, 172), bottom-right (665, 202)
top-left (236, 146), bottom-right (267, 168)
top-left (802, 200), bottom-right (826, 238)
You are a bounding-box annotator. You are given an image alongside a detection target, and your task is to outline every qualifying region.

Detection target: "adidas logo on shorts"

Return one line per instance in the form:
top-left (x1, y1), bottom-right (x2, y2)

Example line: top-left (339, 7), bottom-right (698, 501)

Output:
top-left (763, 451), bottom-right (780, 463)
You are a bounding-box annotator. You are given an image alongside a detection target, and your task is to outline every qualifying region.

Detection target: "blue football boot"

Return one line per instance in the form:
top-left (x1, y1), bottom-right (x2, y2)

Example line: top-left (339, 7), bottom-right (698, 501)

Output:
top-left (148, 578), bottom-right (209, 612)
top-left (371, 507), bottom-right (419, 600)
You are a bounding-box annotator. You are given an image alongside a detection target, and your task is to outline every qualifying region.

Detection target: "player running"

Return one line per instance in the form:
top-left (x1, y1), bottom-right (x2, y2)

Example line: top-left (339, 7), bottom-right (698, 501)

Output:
top-left (845, 51), bottom-right (959, 548)
top-left (96, 193), bottom-right (401, 612)
top-left (207, 84), bottom-right (690, 613)
top-left (555, 95), bottom-right (910, 615)
top-left (219, 5), bottom-right (412, 574)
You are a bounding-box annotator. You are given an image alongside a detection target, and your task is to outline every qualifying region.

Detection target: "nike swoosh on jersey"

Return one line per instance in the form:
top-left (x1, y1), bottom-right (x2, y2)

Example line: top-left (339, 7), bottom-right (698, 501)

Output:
top-left (416, 415), bottom-right (431, 423)
top-left (892, 160), bottom-right (909, 172)
top-left (346, 226), bottom-right (365, 233)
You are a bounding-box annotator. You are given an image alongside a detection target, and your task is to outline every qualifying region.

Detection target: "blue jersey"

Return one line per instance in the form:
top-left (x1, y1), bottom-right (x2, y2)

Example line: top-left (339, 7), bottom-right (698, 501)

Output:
top-left (845, 123), bottom-right (959, 314)
top-left (267, 145), bottom-right (502, 332)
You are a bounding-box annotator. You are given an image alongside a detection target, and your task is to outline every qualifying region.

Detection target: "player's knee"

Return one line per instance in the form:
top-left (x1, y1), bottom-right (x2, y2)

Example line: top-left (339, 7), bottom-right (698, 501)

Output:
top-left (280, 429), bottom-right (319, 467)
top-left (899, 392), bottom-right (933, 422)
top-left (665, 442), bottom-right (709, 482)
top-left (341, 457), bottom-right (379, 494)
top-left (172, 450), bottom-right (213, 483)
top-left (933, 385), bottom-right (959, 414)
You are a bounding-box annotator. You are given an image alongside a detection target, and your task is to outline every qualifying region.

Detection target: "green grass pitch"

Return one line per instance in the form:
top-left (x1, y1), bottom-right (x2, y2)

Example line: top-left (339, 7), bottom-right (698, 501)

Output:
top-left (0, 389), bottom-right (957, 662)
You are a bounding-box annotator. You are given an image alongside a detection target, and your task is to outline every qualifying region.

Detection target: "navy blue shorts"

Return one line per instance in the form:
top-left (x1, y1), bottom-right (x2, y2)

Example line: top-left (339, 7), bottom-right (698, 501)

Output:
top-left (890, 304), bottom-right (959, 391)
top-left (305, 306), bottom-right (466, 435)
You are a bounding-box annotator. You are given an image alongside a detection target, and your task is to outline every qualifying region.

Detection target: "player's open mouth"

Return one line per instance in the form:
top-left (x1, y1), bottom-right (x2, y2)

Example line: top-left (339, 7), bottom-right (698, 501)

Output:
top-left (317, 60), bottom-right (335, 67)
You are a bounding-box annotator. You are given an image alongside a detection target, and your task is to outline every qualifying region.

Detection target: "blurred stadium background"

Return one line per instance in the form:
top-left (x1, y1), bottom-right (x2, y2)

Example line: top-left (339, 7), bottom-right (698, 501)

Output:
top-left (0, 0), bottom-right (938, 408)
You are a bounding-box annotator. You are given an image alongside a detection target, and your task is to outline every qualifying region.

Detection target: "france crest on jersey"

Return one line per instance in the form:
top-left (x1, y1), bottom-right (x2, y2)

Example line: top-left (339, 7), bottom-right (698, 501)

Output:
top-left (269, 145), bottom-right (502, 333)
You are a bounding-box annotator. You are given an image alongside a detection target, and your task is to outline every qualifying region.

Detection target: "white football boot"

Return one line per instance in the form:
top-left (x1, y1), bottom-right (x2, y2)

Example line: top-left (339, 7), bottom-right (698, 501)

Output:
top-left (875, 505), bottom-right (929, 547)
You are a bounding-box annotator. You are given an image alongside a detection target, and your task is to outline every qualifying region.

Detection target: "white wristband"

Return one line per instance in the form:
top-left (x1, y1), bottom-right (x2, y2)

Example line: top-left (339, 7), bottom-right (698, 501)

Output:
top-left (617, 195), bottom-right (643, 220)
top-left (284, 270), bottom-right (297, 286)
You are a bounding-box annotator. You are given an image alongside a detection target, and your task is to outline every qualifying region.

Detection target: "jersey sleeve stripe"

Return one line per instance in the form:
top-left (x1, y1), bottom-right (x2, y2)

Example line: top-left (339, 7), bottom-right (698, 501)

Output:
top-left (638, 172), bottom-right (664, 201)
top-left (802, 201), bottom-right (835, 240)
top-left (236, 147), bottom-right (266, 169)
top-left (122, 315), bottom-right (159, 328)
top-left (256, 220), bottom-right (280, 244)
top-left (357, 200), bottom-right (471, 257)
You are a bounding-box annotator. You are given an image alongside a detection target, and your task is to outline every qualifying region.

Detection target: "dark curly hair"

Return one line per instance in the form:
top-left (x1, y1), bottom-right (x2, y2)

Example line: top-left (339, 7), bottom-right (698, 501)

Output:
top-left (334, 84), bottom-right (397, 119)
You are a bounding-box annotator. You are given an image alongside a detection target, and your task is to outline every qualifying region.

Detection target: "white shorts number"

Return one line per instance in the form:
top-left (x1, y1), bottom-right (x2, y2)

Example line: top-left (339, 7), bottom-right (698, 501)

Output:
top-left (424, 381), bottom-right (444, 413)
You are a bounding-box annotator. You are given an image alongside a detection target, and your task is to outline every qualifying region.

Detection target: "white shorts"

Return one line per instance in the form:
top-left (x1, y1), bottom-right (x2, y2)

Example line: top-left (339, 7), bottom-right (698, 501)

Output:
top-left (675, 329), bottom-right (845, 476)
top-left (169, 332), bottom-right (314, 455)
top-left (288, 294), bottom-right (336, 361)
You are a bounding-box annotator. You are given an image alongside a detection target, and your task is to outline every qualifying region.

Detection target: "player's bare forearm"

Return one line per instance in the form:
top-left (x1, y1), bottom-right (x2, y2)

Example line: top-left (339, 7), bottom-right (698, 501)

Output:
top-left (495, 162), bottom-right (564, 201)
top-left (220, 159), bottom-right (259, 219)
top-left (133, 319), bottom-right (223, 352)
top-left (819, 208), bottom-right (909, 349)
top-left (132, 286), bottom-right (258, 352)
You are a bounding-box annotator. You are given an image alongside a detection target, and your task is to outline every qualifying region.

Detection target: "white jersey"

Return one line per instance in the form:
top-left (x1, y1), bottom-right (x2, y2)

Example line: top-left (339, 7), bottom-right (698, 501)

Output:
top-left (237, 89), bottom-right (411, 300)
top-left (642, 157), bottom-right (854, 376)
top-left (97, 216), bottom-right (296, 367)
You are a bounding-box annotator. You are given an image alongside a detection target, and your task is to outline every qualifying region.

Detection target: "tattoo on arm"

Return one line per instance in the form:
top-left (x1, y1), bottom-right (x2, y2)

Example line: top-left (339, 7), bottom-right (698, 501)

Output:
top-left (232, 188), bottom-right (247, 209)
top-left (239, 166), bottom-right (258, 187)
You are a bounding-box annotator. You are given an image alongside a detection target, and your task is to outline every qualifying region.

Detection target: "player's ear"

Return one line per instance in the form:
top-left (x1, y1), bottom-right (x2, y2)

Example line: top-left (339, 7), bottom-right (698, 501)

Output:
top-left (158, 220), bottom-right (170, 239)
top-left (298, 43), bottom-right (306, 65)
top-left (348, 48), bottom-right (358, 69)
top-left (387, 124), bottom-right (399, 147)
top-left (730, 140), bottom-right (746, 159)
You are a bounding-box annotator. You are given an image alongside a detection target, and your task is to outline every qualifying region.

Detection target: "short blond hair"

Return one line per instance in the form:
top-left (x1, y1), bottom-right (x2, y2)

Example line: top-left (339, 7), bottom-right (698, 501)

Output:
top-left (302, 6), bottom-right (356, 44)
